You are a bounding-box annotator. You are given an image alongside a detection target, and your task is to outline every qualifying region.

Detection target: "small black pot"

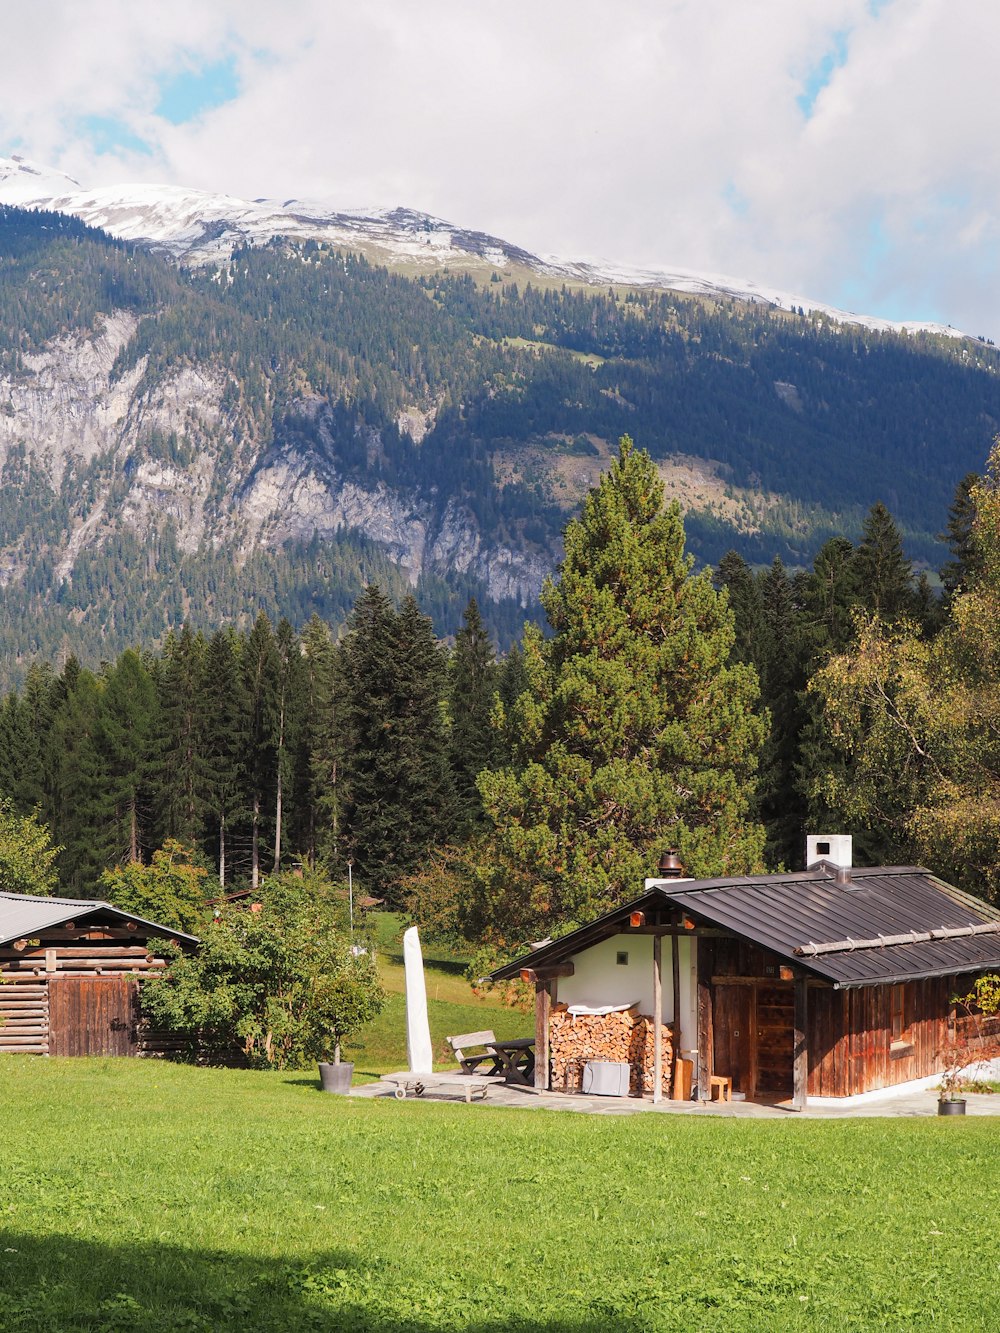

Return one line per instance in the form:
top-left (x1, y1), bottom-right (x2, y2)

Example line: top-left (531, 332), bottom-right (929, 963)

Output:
top-left (937, 1098), bottom-right (966, 1116)
top-left (319, 1061), bottom-right (354, 1095)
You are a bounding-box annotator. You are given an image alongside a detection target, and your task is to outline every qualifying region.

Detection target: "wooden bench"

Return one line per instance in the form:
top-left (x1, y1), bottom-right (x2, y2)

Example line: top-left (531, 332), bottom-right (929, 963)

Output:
top-left (446, 1029), bottom-right (503, 1076)
top-left (380, 1072), bottom-right (493, 1103)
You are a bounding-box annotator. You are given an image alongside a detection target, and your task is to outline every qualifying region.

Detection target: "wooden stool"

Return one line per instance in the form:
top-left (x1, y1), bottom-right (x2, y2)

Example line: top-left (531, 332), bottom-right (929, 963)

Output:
top-left (709, 1074), bottom-right (732, 1102)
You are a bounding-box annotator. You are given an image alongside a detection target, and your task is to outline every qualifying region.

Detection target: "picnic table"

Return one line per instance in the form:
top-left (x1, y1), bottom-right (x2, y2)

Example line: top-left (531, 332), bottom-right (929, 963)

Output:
top-left (485, 1037), bottom-right (535, 1086)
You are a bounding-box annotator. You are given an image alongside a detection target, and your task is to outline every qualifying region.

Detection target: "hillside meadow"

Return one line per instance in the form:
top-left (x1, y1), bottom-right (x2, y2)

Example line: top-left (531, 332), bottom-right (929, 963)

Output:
top-left (0, 1056), bottom-right (996, 1332)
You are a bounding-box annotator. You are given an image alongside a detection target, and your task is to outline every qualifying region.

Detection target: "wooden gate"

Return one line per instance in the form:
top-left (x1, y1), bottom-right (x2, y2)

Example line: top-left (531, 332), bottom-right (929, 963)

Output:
top-left (713, 980), bottom-right (793, 1100)
top-left (49, 977), bottom-right (140, 1057)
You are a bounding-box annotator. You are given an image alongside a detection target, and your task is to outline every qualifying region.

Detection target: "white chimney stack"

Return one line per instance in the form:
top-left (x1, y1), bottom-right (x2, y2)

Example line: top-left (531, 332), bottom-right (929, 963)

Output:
top-left (806, 834), bottom-right (853, 869)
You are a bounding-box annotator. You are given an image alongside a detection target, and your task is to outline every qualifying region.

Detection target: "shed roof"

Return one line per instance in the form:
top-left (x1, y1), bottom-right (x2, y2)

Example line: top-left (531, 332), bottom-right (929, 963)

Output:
top-left (491, 864), bottom-right (1000, 988)
top-left (0, 891), bottom-right (199, 948)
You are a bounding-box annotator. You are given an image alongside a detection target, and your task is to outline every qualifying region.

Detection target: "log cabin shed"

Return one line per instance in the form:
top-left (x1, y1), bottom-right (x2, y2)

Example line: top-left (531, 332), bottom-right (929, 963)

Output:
top-left (491, 846), bottom-right (1000, 1108)
top-left (0, 891), bottom-right (198, 1057)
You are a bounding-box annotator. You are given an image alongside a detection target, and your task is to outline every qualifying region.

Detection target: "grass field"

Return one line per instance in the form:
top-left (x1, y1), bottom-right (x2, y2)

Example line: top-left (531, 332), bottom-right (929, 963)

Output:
top-left (0, 1057), bottom-right (997, 1331)
top-left (345, 914), bottom-right (531, 1078)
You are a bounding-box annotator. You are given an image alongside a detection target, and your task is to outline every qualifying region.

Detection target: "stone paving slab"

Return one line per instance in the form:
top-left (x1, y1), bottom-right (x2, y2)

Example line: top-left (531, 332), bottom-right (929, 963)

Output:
top-left (350, 1079), bottom-right (1000, 1117)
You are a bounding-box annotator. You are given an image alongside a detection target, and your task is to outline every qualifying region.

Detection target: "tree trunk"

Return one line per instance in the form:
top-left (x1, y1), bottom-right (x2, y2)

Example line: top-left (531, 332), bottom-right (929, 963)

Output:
top-left (218, 812), bottom-right (226, 888)
top-left (252, 792), bottom-right (260, 890)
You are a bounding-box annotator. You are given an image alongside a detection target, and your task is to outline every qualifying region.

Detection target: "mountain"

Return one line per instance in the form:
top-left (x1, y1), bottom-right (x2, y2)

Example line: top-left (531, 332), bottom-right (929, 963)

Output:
top-left (0, 156), bottom-right (997, 685)
top-left (0, 154), bottom-right (966, 339)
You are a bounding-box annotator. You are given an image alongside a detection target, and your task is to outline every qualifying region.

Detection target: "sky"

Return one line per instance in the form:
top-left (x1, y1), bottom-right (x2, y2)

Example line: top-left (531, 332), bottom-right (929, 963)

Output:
top-left (3, 0), bottom-right (999, 337)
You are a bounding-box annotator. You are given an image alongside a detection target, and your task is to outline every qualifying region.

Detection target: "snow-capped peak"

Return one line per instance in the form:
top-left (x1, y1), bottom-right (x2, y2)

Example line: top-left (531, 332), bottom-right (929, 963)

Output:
top-left (0, 155), bottom-right (972, 343)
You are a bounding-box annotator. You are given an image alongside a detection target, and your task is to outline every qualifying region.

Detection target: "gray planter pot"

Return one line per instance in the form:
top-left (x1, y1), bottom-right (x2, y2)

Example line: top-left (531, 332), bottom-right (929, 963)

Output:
top-left (938, 1098), bottom-right (966, 1116)
top-left (319, 1061), bottom-right (354, 1095)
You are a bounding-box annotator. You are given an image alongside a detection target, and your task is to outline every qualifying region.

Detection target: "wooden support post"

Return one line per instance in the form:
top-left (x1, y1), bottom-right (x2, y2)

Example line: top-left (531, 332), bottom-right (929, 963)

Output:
top-left (652, 934), bottom-right (663, 1103)
top-left (534, 981), bottom-right (551, 1092)
top-left (696, 940), bottom-right (713, 1101)
top-left (671, 933), bottom-right (681, 1089)
top-left (793, 975), bottom-right (809, 1111)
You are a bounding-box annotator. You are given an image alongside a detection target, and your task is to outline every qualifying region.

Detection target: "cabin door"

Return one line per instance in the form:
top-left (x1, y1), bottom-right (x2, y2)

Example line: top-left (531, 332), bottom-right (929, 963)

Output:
top-left (713, 981), bottom-right (793, 1100)
top-left (49, 977), bottom-right (140, 1056)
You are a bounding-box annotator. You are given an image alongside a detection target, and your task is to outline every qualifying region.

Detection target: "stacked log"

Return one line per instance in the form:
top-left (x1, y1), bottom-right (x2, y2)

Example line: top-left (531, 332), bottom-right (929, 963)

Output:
top-left (549, 1002), bottom-right (673, 1096)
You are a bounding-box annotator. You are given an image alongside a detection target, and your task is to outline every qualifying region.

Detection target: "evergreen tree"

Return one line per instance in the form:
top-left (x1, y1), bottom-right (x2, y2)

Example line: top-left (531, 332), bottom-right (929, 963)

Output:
top-left (301, 614), bottom-right (343, 869)
top-left (156, 625), bottom-right (209, 848)
top-left (46, 664), bottom-right (105, 893)
top-left (241, 613), bottom-right (280, 889)
top-left (271, 618), bottom-right (305, 871)
top-left (96, 650), bottom-right (159, 866)
top-left (940, 472), bottom-right (982, 601)
top-left (478, 437), bottom-right (766, 940)
top-left (714, 551), bottom-right (764, 666)
top-left (851, 501), bottom-right (916, 622)
top-left (341, 587), bottom-right (454, 900)
top-left (447, 597), bottom-right (498, 832)
top-left (201, 630), bottom-right (247, 887)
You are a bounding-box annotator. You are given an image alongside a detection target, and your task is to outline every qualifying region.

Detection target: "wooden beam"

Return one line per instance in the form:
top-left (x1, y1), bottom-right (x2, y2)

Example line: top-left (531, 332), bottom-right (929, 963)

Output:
top-left (626, 926), bottom-right (731, 937)
top-left (652, 934), bottom-right (663, 1104)
top-left (697, 940), bottom-right (713, 1101)
top-left (793, 976), bottom-right (809, 1111)
top-left (519, 962), bottom-right (574, 983)
top-left (671, 933), bottom-right (681, 1092)
top-left (534, 981), bottom-right (551, 1091)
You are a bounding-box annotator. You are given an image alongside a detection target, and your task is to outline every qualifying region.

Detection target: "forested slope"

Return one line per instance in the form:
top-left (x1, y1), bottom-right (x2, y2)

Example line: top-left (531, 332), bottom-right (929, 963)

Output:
top-left (0, 204), bottom-right (998, 682)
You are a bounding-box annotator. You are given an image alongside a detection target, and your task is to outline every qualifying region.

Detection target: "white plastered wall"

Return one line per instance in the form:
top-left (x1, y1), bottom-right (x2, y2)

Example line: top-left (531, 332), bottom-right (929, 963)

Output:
top-left (556, 933), bottom-right (698, 1049)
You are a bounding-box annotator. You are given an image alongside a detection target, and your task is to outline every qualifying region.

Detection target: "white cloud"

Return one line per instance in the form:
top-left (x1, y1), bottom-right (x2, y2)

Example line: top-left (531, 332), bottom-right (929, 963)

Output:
top-left (3, 0), bottom-right (1000, 335)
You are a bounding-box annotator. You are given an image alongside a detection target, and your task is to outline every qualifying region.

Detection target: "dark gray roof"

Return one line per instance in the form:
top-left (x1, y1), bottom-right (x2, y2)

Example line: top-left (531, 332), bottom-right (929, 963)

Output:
top-left (491, 864), bottom-right (1000, 988)
top-left (0, 891), bottom-right (199, 948)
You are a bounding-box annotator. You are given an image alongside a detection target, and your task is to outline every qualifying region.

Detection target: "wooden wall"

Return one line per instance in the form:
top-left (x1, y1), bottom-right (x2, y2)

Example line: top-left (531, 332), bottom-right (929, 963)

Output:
top-left (0, 935), bottom-right (177, 1057)
top-left (806, 977), bottom-right (952, 1097)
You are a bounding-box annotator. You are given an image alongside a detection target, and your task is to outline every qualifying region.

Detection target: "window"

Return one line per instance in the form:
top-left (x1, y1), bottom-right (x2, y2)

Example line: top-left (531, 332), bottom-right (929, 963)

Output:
top-left (890, 984), bottom-right (912, 1051)
top-left (616, 951), bottom-right (629, 966)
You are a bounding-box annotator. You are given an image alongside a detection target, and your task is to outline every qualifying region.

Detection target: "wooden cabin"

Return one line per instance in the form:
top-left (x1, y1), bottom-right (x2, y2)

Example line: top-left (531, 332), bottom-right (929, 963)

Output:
top-left (0, 891), bottom-right (198, 1057)
top-left (491, 855), bottom-right (1000, 1107)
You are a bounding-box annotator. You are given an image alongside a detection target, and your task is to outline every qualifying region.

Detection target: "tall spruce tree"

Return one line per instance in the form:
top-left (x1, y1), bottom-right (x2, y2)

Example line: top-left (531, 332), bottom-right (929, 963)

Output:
top-left (940, 471), bottom-right (982, 601)
top-left (157, 624), bottom-right (209, 848)
top-left (447, 597), bottom-right (498, 832)
top-left (96, 650), bottom-right (159, 865)
top-left (851, 501), bottom-right (916, 622)
top-left (478, 437), bottom-right (766, 938)
top-left (241, 613), bottom-right (280, 889)
top-left (201, 629), bottom-right (247, 886)
top-left (341, 586), bottom-right (454, 900)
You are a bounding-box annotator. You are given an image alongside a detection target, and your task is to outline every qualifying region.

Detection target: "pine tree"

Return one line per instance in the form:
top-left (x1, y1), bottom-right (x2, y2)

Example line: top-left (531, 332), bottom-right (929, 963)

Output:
top-left (201, 630), bottom-right (247, 887)
top-left (478, 437), bottom-right (766, 938)
top-left (341, 587), bottom-right (454, 899)
top-left (156, 624), bottom-right (209, 847)
top-left (301, 614), bottom-right (343, 869)
top-left (447, 597), bottom-right (497, 832)
top-left (96, 650), bottom-right (159, 866)
top-left (852, 501), bottom-right (916, 622)
top-left (940, 472), bottom-right (982, 601)
top-left (241, 613), bottom-right (280, 890)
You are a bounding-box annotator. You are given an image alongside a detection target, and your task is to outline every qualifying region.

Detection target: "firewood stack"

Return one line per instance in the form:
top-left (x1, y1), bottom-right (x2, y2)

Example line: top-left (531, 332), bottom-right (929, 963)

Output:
top-left (549, 1002), bottom-right (673, 1095)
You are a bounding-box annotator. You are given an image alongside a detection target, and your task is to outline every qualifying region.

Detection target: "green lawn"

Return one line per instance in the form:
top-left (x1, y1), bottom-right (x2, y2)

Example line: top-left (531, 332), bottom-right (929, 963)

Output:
top-left (0, 1058), bottom-right (997, 1330)
top-left (347, 913), bottom-right (531, 1078)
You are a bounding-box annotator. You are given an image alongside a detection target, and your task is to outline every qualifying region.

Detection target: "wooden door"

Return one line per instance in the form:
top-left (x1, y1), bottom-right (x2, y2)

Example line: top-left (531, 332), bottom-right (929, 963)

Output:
top-left (49, 977), bottom-right (139, 1056)
top-left (712, 980), bottom-right (794, 1100)
top-left (713, 984), bottom-right (753, 1097)
top-left (753, 982), bottom-right (794, 1098)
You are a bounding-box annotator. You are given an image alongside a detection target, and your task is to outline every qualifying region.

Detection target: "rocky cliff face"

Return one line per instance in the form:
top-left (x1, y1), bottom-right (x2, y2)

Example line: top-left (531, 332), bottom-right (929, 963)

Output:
top-left (0, 312), bottom-right (549, 608)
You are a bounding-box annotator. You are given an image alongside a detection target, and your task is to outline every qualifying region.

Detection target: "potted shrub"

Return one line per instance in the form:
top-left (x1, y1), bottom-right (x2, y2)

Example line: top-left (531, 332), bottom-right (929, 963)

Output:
top-left (937, 974), bottom-right (1000, 1117)
top-left (316, 946), bottom-right (385, 1095)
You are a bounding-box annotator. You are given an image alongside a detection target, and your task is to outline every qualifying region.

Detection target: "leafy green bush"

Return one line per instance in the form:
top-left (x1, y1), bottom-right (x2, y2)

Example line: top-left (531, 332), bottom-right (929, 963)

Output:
top-left (140, 873), bottom-right (384, 1068)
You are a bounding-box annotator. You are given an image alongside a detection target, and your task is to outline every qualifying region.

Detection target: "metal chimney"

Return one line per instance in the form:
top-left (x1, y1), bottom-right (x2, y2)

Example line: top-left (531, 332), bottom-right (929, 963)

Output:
top-left (657, 849), bottom-right (685, 878)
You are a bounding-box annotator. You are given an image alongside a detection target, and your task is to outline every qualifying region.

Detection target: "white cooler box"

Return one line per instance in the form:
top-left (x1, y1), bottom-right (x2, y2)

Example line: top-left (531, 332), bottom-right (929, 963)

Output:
top-left (582, 1060), bottom-right (630, 1096)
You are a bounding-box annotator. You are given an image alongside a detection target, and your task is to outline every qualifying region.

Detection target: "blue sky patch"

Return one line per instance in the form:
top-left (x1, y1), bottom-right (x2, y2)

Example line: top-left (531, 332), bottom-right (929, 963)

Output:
top-left (155, 56), bottom-right (239, 126)
top-left (79, 115), bottom-right (152, 158)
top-left (723, 181), bottom-right (749, 218)
top-left (797, 30), bottom-right (850, 119)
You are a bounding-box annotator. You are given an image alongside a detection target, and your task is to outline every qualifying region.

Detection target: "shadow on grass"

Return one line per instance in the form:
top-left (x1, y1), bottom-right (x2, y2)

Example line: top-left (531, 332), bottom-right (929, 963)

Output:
top-left (0, 1232), bottom-right (611, 1331)
top-left (382, 951), bottom-right (469, 978)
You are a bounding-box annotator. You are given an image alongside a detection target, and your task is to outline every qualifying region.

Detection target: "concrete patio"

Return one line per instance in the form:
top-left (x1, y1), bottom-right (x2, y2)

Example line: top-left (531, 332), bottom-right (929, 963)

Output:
top-left (350, 1078), bottom-right (1000, 1117)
